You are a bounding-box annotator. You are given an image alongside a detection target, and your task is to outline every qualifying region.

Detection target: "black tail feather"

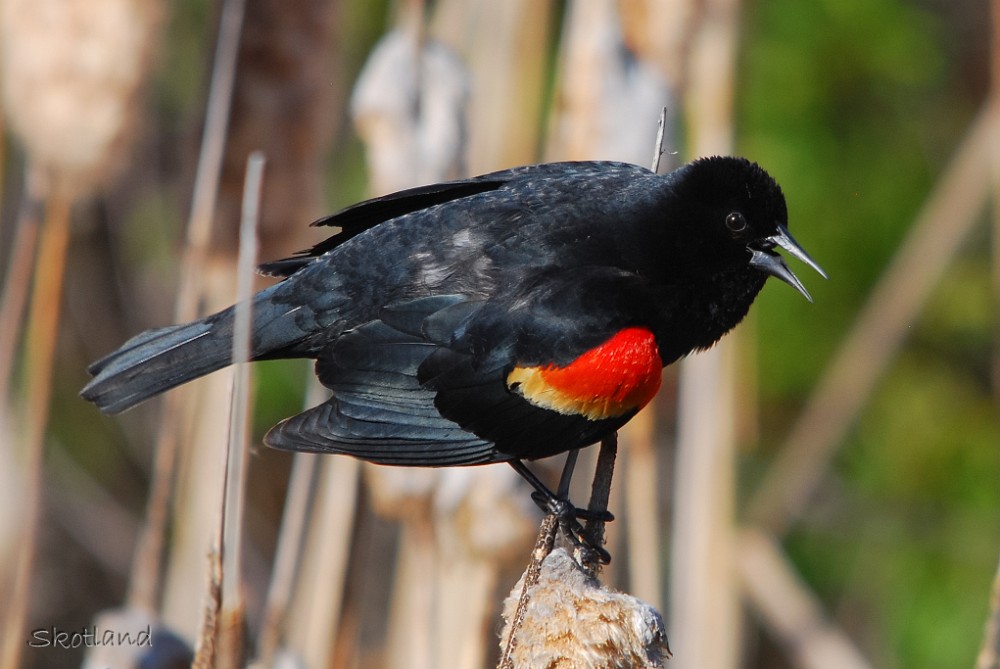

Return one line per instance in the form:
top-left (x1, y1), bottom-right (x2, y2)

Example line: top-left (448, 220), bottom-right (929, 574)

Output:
top-left (82, 284), bottom-right (318, 414)
top-left (82, 316), bottom-right (232, 414)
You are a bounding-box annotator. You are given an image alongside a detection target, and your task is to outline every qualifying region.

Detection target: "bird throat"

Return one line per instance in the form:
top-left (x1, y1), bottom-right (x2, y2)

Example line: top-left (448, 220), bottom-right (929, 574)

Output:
top-left (507, 327), bottom-right (662, 420)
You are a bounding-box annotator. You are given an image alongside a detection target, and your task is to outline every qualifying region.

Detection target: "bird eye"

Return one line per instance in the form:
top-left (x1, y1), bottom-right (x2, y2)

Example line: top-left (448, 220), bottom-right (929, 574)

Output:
top-left (725, 211), bottom-right (747, 233)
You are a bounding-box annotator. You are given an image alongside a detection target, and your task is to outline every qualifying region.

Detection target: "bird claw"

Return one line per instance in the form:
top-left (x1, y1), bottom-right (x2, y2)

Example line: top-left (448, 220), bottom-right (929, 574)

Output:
top-left (574, 508), bottom-right (615, 523)
top-left (528, 492), bottom-right (613, 523)
top-left (559, 516), bottom-right (612, 565)
top-left (529, 492), bottom-right (613, 565)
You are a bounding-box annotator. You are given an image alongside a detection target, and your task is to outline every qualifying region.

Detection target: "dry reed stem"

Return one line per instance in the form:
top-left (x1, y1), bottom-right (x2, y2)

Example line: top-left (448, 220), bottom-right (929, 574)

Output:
top-left (287, 448), bottom-right (361, 667)
top-left (386, 519), bottom-right (437, 669)
top-left (192, 547), bottom-right (223, 669)
top-left (0, 97), bottom-right (4, 195)
top-left (990, 0), bottom-right (1000, 413)
top-left (976, 554), bottom-right (1000, 669)
top-left (737, 529), bottom-right (873, 669)
top-left (217, 604), bottom-right (247, 669)
top-left (350, 26), bottom-right (469, 195)
top-left (429, 466), bottom-right (536, 668)
top-left (431, 0), bottom-right (554, 173)
top-left (213, 0), bottom-right (337, 260)
top-left (213, 152), bottom-right (264, 669)
top-left (182, 0), bottom-right (247, 284)
top-left (649, 106), bottom-right (669, 174)
top-left (257, 451), bottom-right (318, 664)
top-left (222, 152), bottom-right (265, 593)
top-left (284, 384), bottom-right (359, 669)
top-left (617, 120), bottom-right (669, 606)
top-left (619, 0), bottom-right (697, 92)
top-left (0, 192), bottom-right (71, 669)
top-left (46, 445), bottom-right (137, 575)
top-left (433, 540), bottom-right (504, 666)
top-left (128, 0), bottom-right (248, 605)
top-left (669, 2), bottom-right (742, 667)
top-left (127, 388), bottom-right (180, 611)
top-left (983, 2), bottom-right (1000, 649)
top-left (161, 314), bottom-right (235, 635)
top-left (155, 0), bottom-right (245, 634)
top-left (619, 0), bottom-right (698, 177)
top-left (498, 513), bottom-right (560, 669)
top-left (545, 0), bottom-right (669, 164)
top-left (0, 173), bottom-right (43, 413)
top-left (620, 412), bottom-right (662, 605)
top-left (748, 106), bottom-right (998, 536)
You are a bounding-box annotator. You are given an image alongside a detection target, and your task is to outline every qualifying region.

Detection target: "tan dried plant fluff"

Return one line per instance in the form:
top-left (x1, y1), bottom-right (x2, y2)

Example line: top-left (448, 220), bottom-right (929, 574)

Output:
top-left (351, 28), bottom-right (469, 195)
top-left (500, 548), bottom-right (670, 668)
top-left (0, 0), bottom-right (161, 197)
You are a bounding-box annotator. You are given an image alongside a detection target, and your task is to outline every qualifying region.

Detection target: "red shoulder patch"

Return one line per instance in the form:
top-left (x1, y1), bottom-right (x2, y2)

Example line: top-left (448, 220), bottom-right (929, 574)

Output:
top-left (507, 327), bottom-right (662, 420)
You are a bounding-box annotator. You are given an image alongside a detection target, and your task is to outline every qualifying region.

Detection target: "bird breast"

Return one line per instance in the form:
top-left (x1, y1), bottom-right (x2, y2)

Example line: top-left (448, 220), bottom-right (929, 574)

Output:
top-left (506, 327), bottom-right (662, 420)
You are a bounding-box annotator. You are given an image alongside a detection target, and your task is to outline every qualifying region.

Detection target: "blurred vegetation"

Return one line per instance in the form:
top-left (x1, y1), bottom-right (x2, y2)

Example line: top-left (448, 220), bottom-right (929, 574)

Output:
top-left (741, 1), bottom-right (999, 668)
top-left (2, 0), bottom-right (997, 668)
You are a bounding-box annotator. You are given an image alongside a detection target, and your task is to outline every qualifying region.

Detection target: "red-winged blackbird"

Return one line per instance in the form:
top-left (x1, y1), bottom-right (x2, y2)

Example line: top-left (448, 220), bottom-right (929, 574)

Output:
top-left (83, 157), bottom-right (824, 473)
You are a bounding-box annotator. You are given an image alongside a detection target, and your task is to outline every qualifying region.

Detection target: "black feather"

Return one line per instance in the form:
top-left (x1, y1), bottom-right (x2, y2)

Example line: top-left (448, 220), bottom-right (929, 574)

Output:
top-left (83, 157), bottom-right (821, 472)
top-left (259, 179), bottom-right (507, 277)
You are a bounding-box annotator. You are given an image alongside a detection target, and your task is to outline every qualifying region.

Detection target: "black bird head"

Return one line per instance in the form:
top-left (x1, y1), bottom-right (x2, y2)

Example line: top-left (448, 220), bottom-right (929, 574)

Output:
top-left (665, 156), bottom-right (827, 300)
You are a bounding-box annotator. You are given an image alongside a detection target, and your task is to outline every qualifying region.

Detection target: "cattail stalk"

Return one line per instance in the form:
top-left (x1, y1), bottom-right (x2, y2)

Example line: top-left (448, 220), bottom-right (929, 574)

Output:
top-left (0, 1), bottom-right (159, 663)
top-left (670, 2), bottom-right (743, 668)
top-left (0, 191), bottom-right (71, 669)
top-left (0, 172), bottom-right (42, 423)
top-left (256, 451), bottom-right (318, 664)
top-left (156, 0), bottom-right (247, 636)
top-left (214, 152), bottom-right (264, 669)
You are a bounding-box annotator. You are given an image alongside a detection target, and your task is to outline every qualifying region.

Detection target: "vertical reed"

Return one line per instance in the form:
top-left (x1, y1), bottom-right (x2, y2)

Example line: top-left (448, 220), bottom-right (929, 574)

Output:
top-left (0, 1), bottom-right (160, 666)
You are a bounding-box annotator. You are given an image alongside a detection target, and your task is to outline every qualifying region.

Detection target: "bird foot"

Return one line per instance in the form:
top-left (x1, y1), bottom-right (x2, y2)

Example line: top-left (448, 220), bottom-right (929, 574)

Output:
top-left (529, 491), bottom-right (614, 523)
top-left (529, 492), bottom-right (612, 565)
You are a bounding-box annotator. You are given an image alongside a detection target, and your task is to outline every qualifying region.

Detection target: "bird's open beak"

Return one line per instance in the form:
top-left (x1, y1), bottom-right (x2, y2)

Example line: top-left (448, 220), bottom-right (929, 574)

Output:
top-left (749, 224), bottom-right (827, 302)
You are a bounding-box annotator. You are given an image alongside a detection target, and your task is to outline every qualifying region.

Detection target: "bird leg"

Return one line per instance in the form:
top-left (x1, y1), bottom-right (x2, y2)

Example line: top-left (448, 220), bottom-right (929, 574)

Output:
top-left (508, 457), bottom-right (613, 522)
top-left (508, 457), bottom-right (613, 564)
top-left (557, 448), bottom-right (580, 498)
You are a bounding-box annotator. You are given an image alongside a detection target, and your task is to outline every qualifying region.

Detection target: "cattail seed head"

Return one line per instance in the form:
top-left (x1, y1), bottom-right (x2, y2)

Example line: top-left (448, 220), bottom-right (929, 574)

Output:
top-left (0, 0), bottom-right (162, 198)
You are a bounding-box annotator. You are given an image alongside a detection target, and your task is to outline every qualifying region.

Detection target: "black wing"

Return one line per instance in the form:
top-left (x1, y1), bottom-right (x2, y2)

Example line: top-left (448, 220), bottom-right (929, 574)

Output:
top-left (264, 296), bottom-right (497, 466)
top-left (266, 267), bottom-right (661, 465)
top-left (257, 161), bottom-right (654, 278)
top-left (259, 177), bottom-right (509, 277)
